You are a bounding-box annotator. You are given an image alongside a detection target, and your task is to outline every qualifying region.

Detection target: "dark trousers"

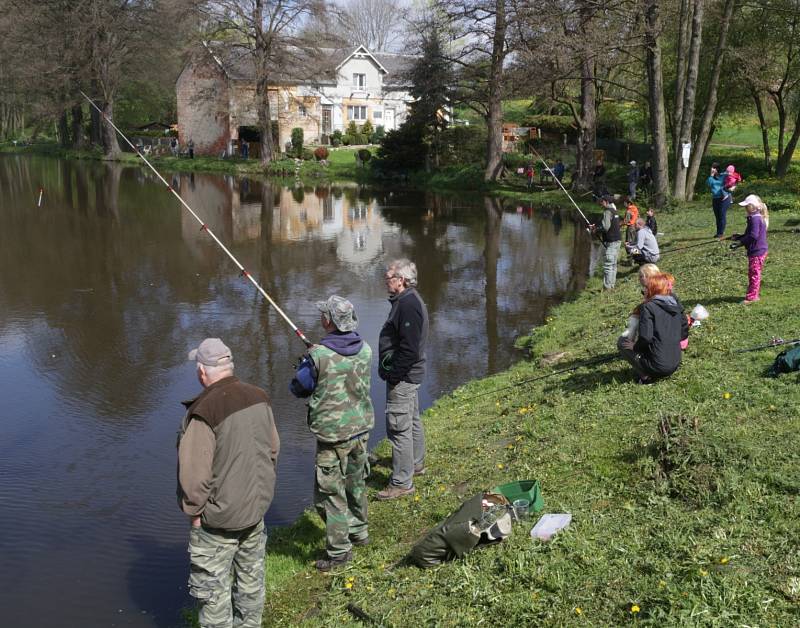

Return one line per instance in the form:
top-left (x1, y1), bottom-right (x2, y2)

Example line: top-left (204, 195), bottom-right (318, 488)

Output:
top-left (712, 195), bottom-right (731, 237)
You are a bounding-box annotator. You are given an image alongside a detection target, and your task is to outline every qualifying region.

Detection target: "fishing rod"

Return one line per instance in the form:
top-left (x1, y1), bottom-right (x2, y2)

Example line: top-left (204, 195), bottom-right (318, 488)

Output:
top-left (79, 91), bottom-right (312, 348)
top-left (659, 236), bottom-right (730, 256)
top-left (733, 338), bottom-right (800, 353)
top-left (462, 353), bottom-right (618, 402)
top-left (528, 147), bottom-right (606, 248)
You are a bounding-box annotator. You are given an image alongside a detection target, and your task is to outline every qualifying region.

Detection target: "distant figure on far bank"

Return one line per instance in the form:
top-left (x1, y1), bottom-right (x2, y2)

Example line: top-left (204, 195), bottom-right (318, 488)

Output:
top-left (627, 160), bottom-right (639, 200)
top-left (290, 296), bottom-right (374, 571)
top-left (188, 138), bottom-right (195, 159)
top-left (617, 273), bottom-right (683, 384)
top-left (377, 259), bottom-right (429, 501)
top-left (706, 162), bottom-right (731, 238)
top-left (552, 159), bottom-right (565, 183)
top-left (730, 194), bottom-right (769, 304)
top-left (177, 338), bottom-right (279, 627)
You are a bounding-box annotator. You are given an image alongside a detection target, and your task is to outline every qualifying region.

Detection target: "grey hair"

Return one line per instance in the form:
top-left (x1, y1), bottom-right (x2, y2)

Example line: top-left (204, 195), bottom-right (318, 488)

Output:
top-left (388, 258), bottom-right (418, 287)
top-left (200, 361), bottom-right (235, 381)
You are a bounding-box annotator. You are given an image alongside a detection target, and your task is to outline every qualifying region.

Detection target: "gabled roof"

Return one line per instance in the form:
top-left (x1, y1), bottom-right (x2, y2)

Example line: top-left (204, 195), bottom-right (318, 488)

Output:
top-left (197, 41), bottom-right (416, 87)
top-left (335, 45), bottom-right (388, 74)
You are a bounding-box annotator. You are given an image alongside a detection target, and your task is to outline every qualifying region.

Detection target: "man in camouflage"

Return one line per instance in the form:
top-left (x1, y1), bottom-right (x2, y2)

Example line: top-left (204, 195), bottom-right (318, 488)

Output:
top-left (290, 296), bottom-right (374, 571)
top-left (177, 338), bottom-right (280, 627)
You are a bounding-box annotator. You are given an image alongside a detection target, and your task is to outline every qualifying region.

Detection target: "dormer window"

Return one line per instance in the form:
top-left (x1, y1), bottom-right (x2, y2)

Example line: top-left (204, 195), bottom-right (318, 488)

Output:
top-left (353, 73), bottom-right (366, 89)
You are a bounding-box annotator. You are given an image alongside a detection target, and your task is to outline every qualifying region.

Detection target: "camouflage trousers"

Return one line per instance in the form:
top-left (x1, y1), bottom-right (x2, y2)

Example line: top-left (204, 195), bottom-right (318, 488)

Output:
top-left (187, 520), bottom-right (266, 628)
top-left (314, 434), bottom-right (370, 558)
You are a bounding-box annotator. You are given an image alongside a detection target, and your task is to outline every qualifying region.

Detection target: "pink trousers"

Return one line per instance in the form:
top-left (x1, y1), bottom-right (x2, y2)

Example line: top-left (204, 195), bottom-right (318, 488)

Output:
top-left (746, 254), bottom-right (767, 302)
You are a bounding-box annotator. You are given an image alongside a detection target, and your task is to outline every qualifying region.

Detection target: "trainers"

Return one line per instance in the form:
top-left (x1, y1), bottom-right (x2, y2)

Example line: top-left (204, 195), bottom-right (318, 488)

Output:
top-left (315, 551), bottom-right (352, 572)
top-left (741, 298), bottom-right (759, 305)
top-left (413, 466), bottom-right (427, 476)
top-left (350, 536), bottom-right (369, 547)
top-left (375, 485), bottom-right (415, 501)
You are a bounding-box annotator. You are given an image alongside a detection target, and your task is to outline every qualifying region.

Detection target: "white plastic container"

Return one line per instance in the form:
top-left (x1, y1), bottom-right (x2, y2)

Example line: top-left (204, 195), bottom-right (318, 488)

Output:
top-left (530, 513), bottom-right (572, 541)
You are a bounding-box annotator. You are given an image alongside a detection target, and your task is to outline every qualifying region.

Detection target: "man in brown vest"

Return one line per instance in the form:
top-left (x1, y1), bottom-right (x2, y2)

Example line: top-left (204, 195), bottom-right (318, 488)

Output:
top-left (177, 338), bottom-right (280, 628)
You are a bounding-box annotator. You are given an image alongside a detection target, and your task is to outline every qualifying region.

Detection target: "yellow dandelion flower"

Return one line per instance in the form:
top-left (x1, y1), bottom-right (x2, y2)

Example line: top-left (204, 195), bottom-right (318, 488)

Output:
top-left (720, 557), bottom-right (729, 565)
top-left (506, 444), bottom-right (514, 450)
top-left (414, 494), bottom-right (421, 502)
top-left (658, 580), bottom-right (667, 588)
top-left (723, 392), bottom-right (732, 399)
top-left (497, 463), bottom-right (504, 469)
top-left (699, 568), bottom-right (708, 577)
top-left (630, 604), bottom-right (640, 614)
top-left (344, 582), bottom-right (353, 589)
top-left (496, 401), bottom-right (500, 407)
top-left (575, 607), bottom-right (583, 615)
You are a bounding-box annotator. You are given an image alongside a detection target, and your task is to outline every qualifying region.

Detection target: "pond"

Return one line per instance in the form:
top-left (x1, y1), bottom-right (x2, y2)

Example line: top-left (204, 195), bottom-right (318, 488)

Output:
top-left (0, 155), bottom-right (599, 627)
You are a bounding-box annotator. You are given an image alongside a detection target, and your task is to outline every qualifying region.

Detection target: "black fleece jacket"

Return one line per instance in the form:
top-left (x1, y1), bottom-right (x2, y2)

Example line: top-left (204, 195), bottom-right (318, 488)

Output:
top-left (378, 287), bottom-right (429, 385)
top-left (634, 295), bottom-right (683, 376)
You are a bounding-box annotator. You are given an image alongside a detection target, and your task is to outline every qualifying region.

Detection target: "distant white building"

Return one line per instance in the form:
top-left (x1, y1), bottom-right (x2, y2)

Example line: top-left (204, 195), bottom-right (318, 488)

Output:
top-left (176, 43), bottom-right (416, 156)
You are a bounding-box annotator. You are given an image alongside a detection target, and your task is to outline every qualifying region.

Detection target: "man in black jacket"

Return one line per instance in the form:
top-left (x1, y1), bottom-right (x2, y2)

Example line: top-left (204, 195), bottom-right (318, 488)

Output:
top-left (376, 259), bottom-right (429, 500)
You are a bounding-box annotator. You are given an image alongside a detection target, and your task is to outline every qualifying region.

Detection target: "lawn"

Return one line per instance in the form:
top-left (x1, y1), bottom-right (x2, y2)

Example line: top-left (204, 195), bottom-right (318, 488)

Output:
top-left (260, 186), bottom-right (800, 626)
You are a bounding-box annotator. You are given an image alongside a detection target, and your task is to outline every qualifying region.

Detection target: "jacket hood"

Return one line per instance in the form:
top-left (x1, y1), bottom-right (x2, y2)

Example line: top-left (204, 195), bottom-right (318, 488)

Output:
top-left (651, 294), bottom-right (681, 314)
top-left (321, 330), bottom-right (364, 356)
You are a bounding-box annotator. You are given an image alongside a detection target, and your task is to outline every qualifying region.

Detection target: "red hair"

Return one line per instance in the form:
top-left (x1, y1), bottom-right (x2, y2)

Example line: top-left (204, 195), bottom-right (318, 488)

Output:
top-left (644, 272), bottom-right (674, 301)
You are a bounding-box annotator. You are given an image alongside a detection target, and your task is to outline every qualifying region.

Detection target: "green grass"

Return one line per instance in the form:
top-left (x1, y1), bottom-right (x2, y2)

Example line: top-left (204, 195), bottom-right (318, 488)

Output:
top-left (260, 192), bottom-right (800, 625)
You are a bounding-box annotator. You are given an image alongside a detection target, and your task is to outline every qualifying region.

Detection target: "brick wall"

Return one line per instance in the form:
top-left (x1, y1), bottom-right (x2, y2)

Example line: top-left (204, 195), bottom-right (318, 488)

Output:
top-left (176, 56), bottom-right (230, 156)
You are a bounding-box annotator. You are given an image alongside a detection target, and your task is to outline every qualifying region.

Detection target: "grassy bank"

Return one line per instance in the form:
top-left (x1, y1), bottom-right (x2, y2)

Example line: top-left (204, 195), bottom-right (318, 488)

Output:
top-left (261, 194), bottom-right (800, 625)
top-left (0, 141), bottom-right (370, 183)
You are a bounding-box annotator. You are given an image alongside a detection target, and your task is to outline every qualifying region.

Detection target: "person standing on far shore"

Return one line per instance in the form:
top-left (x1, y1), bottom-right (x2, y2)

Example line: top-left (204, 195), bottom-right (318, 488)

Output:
top-left (377, 259), bottom-right (429, 501)
top-left (177, 338), bottom-right (279, 628)
top-left (188, 138), bottom-right (195, 159)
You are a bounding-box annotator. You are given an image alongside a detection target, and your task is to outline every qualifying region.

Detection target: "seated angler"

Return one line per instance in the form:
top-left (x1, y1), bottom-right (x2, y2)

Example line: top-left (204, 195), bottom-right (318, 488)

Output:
top-left (625, 217), bottom-right (660, 265)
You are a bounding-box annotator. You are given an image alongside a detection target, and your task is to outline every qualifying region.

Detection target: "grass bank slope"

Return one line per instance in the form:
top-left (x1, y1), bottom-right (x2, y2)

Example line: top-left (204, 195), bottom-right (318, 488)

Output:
top-left (263, 201), bottom-right (800, 626)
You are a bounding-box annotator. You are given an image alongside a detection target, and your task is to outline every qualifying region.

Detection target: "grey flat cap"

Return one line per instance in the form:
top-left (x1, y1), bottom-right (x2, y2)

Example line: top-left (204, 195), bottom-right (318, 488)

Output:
top-left (188, 338), bottom-right (233, 367)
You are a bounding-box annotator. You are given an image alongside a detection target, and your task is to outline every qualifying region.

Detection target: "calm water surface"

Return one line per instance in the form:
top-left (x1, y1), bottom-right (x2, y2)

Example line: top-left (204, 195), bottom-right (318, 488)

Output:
top-left (0, 155), bottom-right (599, 627)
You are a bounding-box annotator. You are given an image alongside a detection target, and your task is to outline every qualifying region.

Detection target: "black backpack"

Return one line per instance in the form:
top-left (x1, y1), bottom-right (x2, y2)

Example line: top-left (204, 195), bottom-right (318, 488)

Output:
top-left (769, 345), bottom-right (800, 377)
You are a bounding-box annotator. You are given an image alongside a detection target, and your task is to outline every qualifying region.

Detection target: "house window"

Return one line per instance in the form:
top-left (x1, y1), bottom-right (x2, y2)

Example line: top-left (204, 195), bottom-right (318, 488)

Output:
top-left (347, 106), bottom-right (367, 121)
top-left (298, 104), bottom-right (307, 117)
top-left (352, 73), bottom-right (366, 89)
top-left (373, 110), bottom-right (382, 120)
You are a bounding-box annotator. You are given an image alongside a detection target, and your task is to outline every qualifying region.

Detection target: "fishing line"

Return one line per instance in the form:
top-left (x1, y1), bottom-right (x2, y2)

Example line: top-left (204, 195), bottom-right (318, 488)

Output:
top-left (528, 146), bottom-right (606, 248)
top-left (733, 338), bottom-right (800, 353)
top-left (460, 354), bottom-right (618, 403)
top-left (659, 236), bottom-right (730, 256)
top-left (79, 91), bottom-right (312, 347)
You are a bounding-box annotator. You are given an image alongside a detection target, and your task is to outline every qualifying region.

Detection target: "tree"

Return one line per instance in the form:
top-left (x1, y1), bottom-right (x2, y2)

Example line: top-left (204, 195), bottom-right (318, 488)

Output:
top-left (643, 0), bottom-right (670, 206)
top-left (332, 0), bottom-right (406, 51)
top-left (201, 0), bottom-right (329, 166)
top-left (405, 20), bottom-right (453, 169)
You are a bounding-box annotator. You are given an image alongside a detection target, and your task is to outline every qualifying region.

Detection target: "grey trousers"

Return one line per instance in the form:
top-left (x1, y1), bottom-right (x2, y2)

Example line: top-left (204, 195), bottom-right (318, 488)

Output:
top-left (385, 381), bottom-right (425, 489)
top-left (603, 241), bottom-right (621, 289)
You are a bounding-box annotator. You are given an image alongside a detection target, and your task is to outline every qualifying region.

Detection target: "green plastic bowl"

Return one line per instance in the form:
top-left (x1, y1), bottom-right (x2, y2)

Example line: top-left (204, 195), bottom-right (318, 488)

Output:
top-left (491, 480), bottom-right (544, 513)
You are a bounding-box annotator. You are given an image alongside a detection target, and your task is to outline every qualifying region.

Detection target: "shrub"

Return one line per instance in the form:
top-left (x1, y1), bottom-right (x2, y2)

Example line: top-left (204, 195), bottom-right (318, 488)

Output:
top-left (291, 127), bottom-right (304, 157)
top-left (314, 146), bottom-right (329, 161)
top-left (361, 120), bottom-right (374, 137)
top-left (332, 129), bottom-right (343, 141)
top-left (374, 125), bottom-right (385, 140)
top-left (440, 125), bottom-right (486, 167)
top-left (357, 148), bottom-right (372, 162)
top-left (346, 121), bottom-right (359, 136)
top-left (375, 122), bottom-right (425, 172)
top-left (342, 135), bottom-right (352, 146)
top-left (301, 147), bottom-right (314, 161)
top-left (520, 115), bottom-right (576, 135)
top-left (503, 152), bottom-right (532, 171)
top-left (332, 138), bottom-right (341, 147)
top-left (353, 133), bottom-right (367, 145)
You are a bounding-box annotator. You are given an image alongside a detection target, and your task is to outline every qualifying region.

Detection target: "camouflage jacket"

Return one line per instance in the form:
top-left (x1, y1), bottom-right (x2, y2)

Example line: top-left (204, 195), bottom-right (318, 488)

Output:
top-left (307, 342), bottom-right (374, 443)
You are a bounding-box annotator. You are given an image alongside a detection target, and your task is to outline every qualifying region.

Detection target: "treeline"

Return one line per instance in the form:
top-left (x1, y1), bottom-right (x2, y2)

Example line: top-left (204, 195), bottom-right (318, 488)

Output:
top-left (388, 0), bottom-right (800, 207)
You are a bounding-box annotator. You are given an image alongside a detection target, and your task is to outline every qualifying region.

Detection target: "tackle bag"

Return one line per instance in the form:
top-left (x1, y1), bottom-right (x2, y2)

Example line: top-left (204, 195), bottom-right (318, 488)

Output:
top-left (409, 492), bottom-right (512, 568)
top-left (769, 345), bottom-right (800, 377)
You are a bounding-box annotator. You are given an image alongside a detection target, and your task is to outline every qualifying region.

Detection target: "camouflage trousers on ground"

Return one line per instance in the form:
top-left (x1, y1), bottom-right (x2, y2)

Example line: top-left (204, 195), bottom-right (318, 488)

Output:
top-left (188, 520), bottom-right (266, 628)
top-left (314, 434), bottom-right (370, 558)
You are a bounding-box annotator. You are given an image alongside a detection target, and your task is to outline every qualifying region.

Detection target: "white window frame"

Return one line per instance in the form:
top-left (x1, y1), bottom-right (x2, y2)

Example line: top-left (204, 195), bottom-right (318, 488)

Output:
top-left (298, 104), bottom-right (307, 117)
top-left (347, 105), bottom-right (368, 121)
top-left (352, 73), bottom-right (366, 88)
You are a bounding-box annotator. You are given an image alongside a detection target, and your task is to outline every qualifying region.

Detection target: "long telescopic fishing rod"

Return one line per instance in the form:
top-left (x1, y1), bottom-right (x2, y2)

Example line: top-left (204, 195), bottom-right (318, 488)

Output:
top-left (659, 236), bottom-right (730, 256)
top-left (462, 353), bottom-right (618, 402)
top-left (528, 146), bottom-right (606, 248)
top-left (734, 338), bottom-right (800, 353)
top-left (79, 91), bottom-right (313, 348)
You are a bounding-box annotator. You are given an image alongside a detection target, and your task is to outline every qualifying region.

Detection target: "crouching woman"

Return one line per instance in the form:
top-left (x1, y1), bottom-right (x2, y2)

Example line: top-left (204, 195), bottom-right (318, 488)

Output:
top-left (617, 272), bottom-right (683, 384)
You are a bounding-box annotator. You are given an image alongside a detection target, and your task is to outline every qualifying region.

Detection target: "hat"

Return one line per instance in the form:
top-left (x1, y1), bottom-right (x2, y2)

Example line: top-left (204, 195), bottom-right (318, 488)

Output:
top-left (726, 164), bottom-right (736, 173)
top-left (738, 194), bottom-right (761, 207)
top-left (629, 160), bottom-right (637, 166)
top-left (316, 295), bottom-right (358, 332)
top-left (187, 338), bottom-right (233, 367)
